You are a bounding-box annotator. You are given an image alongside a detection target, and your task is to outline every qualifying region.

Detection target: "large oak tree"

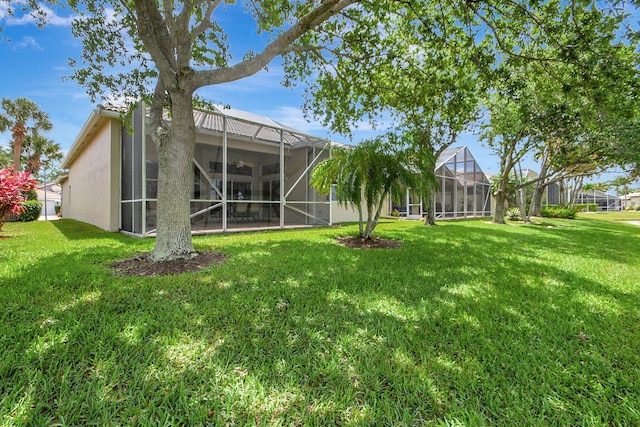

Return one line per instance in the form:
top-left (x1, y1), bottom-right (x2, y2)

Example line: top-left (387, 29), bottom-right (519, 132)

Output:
top-left (290, 0), bottom-right (639, 224)
top-left (65, 0), bottom-right (363, 261)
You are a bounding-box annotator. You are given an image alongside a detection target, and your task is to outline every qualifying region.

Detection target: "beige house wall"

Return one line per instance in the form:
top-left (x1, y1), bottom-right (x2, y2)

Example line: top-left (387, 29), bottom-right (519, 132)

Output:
top-left (623, 193), bottom-right (640, 209)
top-left (60, 180), bottom-right (70, 219)
top-left (64, 119), bottom-right (121, 231)
top-left (331, 202), bottom-right (360, 223)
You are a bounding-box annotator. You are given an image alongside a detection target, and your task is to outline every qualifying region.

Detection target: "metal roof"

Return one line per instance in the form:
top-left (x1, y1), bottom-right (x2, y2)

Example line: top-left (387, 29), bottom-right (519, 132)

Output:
top-left (435, 146), bottom-right (466, 169)
top-left (174, 105), bottom-right (330, 147)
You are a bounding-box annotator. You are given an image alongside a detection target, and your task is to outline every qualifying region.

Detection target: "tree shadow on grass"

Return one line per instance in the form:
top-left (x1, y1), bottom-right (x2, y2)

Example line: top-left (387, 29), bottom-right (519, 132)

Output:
top-left (3, 219), bottom-right (639, 425)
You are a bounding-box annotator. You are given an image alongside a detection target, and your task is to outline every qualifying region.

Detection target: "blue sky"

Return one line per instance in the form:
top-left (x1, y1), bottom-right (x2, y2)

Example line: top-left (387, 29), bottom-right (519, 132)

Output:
top-left (0, 3), bottom-right (630, 185)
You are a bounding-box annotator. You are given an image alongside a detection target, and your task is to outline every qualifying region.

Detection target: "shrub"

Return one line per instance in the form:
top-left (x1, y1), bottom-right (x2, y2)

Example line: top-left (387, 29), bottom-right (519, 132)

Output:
top-left (19, 200), bottom-right (42, 222)
top-left (636, 206), bottom-right (640, 212)
top-left (541, 206), bottom-right (577, 219)
top-left (506, 207), bottom-right (522, 221)
top-left (0, 167), bottom-right (37, 230)
top-left (558, 207), bottom-right (577, 219)
top-left (576, 203), bottom-right (598, 212)
top-left (54, 205), bottom-right (61, 215)
top-left (24, 189), bottom-right (38, 201)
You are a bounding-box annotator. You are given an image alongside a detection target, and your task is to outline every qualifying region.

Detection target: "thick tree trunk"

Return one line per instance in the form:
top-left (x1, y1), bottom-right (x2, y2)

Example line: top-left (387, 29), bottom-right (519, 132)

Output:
top-left (149, 92), bottom-right (197, 261)
top-left (529, 182), bottom-right (545, 217)
top-left (424, 189), bottom-right (436, 226)
top-left (492, 190), bottom-right (507, 224)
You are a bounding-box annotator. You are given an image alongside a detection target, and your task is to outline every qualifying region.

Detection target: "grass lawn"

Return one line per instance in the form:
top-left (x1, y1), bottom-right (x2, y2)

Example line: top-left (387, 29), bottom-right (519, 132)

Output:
top-left (1, 216), bottom-right (639, 425)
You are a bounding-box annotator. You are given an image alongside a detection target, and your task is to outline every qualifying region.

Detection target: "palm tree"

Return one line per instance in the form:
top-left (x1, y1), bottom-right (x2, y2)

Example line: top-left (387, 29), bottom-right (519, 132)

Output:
top-left (311, 138), bottom-right (436, 239)
top-left (0, 98), bottom-right (53, 171)
top-left (609, 176), bottom-right (633, 197)
top-left (22, 135), bottom-right (63, 175)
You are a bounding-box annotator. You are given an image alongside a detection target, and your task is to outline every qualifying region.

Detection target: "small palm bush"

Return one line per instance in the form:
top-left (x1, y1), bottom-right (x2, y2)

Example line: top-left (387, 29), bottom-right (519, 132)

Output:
top-left (506, 207), bottom-right (522, 221)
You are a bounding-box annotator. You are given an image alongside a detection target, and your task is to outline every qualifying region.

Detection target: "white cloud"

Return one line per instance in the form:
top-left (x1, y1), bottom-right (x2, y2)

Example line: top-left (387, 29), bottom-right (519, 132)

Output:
top-left (13, 35), bottom-right (41, 50)
top-left (0, 3), bottom-right (76, 26)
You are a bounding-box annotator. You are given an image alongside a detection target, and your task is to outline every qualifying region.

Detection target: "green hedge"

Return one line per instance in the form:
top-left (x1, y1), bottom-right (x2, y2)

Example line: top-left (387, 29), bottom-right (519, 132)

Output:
top-left (19, 201), bottom-right (42, 222)
top-left (541, 206), bottom-right (577, 219)
top-left (575, 203), bottom-right (598, 212)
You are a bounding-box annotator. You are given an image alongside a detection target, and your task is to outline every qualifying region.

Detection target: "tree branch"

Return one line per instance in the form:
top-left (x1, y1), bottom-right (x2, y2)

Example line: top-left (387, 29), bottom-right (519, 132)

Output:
top-left (193, 0), bottom-right (358, 88)
top-left (190, 0), bottom-right (223, 41)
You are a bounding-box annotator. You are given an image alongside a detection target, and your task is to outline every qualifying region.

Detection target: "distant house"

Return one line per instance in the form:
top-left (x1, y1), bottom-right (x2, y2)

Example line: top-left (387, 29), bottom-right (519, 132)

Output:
top-left (36, 183), bottom-right (62, 219)
top-left (621, 192), bottom-right (640, 210)
top-left (59, 105), bottom-right (359, 236)
top-left (575, 188), bottom-right (621, 211)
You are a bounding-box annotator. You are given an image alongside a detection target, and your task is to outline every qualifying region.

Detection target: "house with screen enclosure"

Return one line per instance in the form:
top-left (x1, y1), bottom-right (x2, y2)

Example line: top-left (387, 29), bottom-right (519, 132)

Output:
top-left (59, 105), bottom-right (495, 235)
top-left (58, 104), bottom-right (361, 236)
top-left (391, 146), bottom-right (492, 219)
top-left (575, 188), bottom-right (621, 211)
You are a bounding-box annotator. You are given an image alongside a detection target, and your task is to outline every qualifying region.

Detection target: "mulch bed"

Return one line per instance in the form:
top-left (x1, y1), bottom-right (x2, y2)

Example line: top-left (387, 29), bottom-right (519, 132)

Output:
top-left (111, 251), bottom-right (228, 277)
top-left (335, 236), bottom-right (401, 249)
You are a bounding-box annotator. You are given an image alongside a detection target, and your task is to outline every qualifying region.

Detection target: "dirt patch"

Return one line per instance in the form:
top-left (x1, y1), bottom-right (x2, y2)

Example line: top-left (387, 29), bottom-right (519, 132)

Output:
top-left (335, 236), bottom-right (401, 249)
top-left (111, 251), bottom-right (228, 277)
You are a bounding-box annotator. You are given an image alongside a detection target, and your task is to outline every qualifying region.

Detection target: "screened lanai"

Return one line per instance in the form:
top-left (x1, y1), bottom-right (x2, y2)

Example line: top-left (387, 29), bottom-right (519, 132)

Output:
top-left (120, 105), bottom-right (333, 236)
top-left (575, 189), bottom-right (621, 211)
top-left (392, 146), bottom-right (492, 219)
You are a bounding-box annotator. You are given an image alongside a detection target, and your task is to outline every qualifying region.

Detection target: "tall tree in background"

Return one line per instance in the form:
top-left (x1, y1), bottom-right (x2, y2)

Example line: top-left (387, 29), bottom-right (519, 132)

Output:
top-left (610, 175), bottom-right (634, 197)
top-left (0, 97), bottom-right (53, 171)
top-left (292, 4), bottom-right (489, 225)
top-left (21, 134), bottom-right (63, 175)
top-left (289, 0), bottom-right (638, 225)
top-left (482, 6), bottom-right (639, 223)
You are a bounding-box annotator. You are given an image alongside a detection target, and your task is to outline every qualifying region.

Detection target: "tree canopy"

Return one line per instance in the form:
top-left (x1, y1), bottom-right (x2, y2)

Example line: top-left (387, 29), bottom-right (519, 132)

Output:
top-left (288, 0), bottom-right (639, 223)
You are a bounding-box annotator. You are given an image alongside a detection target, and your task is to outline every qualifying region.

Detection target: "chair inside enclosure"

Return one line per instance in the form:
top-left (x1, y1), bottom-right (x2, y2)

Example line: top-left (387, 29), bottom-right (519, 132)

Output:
top-left (235, 203), bottom-right (249, 222)
top-left (248, 203), bottom-right (261, 221)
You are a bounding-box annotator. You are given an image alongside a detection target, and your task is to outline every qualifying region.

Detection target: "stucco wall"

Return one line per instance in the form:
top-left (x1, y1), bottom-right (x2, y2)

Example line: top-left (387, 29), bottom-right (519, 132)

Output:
top-left (60, 180), bottom-right (70, 217)
top-left (65, 119), bottom-right (121, 231)
top-left (331, 202), bottom-right (360, 223)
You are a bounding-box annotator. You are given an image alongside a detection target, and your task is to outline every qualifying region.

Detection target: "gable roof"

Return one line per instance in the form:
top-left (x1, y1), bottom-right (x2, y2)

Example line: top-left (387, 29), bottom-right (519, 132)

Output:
top-left (61, 107), bottom-right (121, 169)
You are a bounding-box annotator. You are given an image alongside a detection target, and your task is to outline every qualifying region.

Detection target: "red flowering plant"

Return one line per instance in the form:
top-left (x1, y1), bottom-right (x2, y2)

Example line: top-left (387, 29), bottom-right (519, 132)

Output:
top-left (0, 167), bottom-right (37, 231)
